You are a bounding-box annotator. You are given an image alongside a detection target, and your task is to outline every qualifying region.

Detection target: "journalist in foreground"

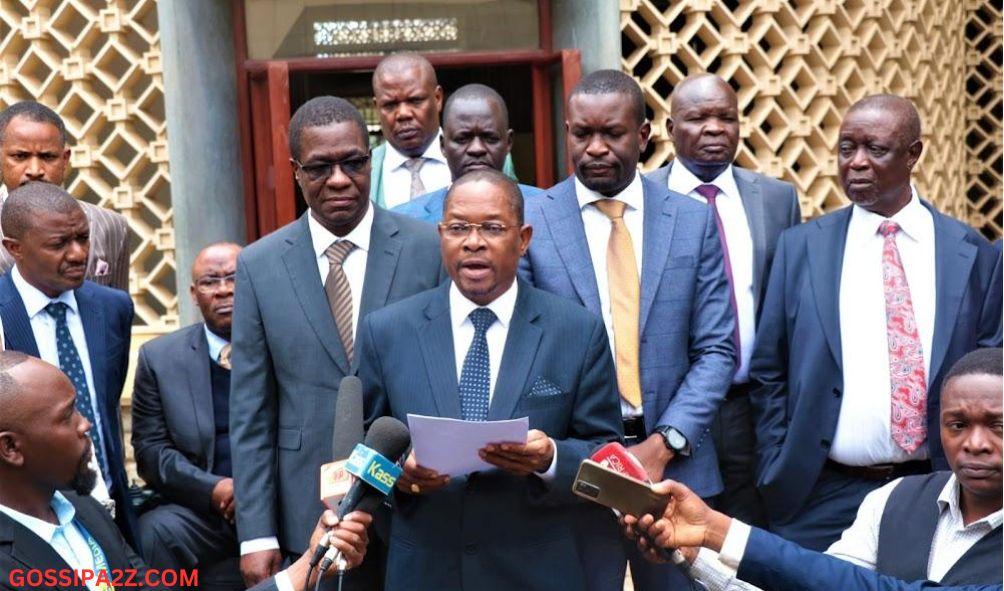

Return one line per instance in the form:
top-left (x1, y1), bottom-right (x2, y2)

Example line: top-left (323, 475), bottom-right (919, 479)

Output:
top-left (621, 478), bottom-right (1000, 591)
top-left (0, 351), bottom-right (370, 591)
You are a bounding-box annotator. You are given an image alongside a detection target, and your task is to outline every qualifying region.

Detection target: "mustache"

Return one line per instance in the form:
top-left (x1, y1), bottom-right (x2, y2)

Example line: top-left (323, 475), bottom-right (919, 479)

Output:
top-left (70, 440), bottom-right (97, 496)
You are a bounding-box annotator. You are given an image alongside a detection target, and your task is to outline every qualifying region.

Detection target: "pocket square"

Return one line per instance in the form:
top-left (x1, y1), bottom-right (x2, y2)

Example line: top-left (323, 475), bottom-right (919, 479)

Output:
top-left (528, 377), bottom-right (563, 398)
top-left (94, 259), bottom-right (109, 277)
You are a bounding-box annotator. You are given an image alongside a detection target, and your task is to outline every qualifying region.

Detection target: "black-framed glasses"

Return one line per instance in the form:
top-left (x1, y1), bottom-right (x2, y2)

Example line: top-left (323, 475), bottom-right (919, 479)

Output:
top-left (294, 154), bottom-right (370, 181)
top-left (195, 273), bottom-right (236, 293)
top-left (438, 221), bottom-right (512, 240)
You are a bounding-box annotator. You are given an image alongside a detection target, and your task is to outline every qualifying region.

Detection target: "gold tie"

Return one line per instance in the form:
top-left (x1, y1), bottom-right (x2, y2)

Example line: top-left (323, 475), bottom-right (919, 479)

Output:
top-left (218, 343), bottom-right (232, 370)
top-left (593, 198), bottom-right (642, 407)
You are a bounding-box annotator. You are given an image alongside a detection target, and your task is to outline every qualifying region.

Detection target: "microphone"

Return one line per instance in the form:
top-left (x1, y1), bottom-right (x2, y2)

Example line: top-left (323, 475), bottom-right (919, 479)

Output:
top-left (319, 377), bottom-right (365, 508)
top-left (318, 416), bottom-right (411, 573)
top-left (589, 442), bottom-right (679, 563)
top-left (590, 442), bottom-right (650, 483)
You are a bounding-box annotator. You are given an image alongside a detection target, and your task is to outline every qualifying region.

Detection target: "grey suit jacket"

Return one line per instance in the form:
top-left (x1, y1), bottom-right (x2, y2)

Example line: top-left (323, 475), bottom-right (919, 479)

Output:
top-left (0, 185), bottom-right (130, 291)
top-left (131, 322), bottom-right (225, 517)
top-left (230, 206), bottom-right (447, 553)
top-left (645, 162), bottom-right (801, 316)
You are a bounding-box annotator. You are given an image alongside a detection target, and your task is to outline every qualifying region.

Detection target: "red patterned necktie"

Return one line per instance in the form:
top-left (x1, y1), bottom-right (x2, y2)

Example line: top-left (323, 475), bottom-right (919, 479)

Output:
top-left (879, 220), bottom-right (927, 453)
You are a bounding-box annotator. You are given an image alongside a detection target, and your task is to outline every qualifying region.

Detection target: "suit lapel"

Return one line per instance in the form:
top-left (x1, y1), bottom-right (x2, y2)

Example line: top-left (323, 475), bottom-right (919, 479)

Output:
top-left (186, 325), bottom-right (215, 463)
top-left (281, 215), bottom-right (351, 374)
top-left (358, 208), bottom-right (401, 328)
top-left (733, 168), bottom-right (769, 310)
top-left (639, 176), bottom-right (678, 334)
top-left (807, 209), bottom-right (851, 368)
top-left (541, 179), bottom-right (602, 314)
top-left (0, 274), bottom-right (39, 356)
top-left (75, 286), bottom-right (107, 413)
top-left (369, 144), bottom-right (387, 208)
top-left (1, 512), bottom-right (86, 591)
top-left (425, 188), bottom-right (445, 220)
top-left (928, 204), bottom-right (976, 381)
top-left (418, 283), bottom-right (461, 419)
top-left (488, 283), bottom-right (543, 421)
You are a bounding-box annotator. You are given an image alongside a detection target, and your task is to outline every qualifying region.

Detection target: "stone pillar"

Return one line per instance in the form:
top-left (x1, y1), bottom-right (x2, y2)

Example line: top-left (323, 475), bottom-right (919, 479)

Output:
top-left (158, 0), bottom-right (247, 324)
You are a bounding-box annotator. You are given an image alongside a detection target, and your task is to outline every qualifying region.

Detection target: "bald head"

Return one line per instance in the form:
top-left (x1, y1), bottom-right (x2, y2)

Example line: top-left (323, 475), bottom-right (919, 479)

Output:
top-left (1, 181), bottom-right (83, 239)
top-left (191, 242), bottom-right (241, 282)
top-left (846, 94), bottom-right (922, 145)
top-left (191, 242), bottom-right (241, 340)
top-left (668, 74), bottom-right (740, 181)
top-left (0, 351), bottom-right (35, 429)
top-left (373, 53), bottom-right (444, 157)
top-left (373, 53), bottom-right (438, 88)
top-left (444, 84), bottom-right (509, 130)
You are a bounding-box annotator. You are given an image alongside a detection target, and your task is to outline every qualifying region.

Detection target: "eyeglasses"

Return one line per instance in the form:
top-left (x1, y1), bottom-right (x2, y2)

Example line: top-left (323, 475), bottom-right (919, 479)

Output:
top-left (438, 221), bottom-right (512, 240)
top-left (195, 273), bottom-right (236, 293)
top-left (294, 155), bottom-right (370, 181)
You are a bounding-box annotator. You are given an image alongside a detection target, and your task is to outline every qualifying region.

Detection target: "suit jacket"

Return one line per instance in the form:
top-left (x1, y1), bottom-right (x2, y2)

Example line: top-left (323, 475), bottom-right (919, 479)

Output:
top-left (230, 206), bottom-right (447, 553)
top-left (0, 493), bottom-right (148, 591)
top-left (0, 187), bottom-right (131, 291)
top-left (519, 175), bottom-right (736, 496)
top-left (131, 322), bottom-right (225, 517)
top-left (737, 527), bottom-right (999, 591)
top-left (391, 182), bottom-right (544, 224)
top-left (750, 202), bottom-right (1003, 522)
top-left (0, 274), bottom-right (136, 544)
top-left (369, 142), bottom-right (518, 208)
top-left (358, 280), bottom-right (623, 590)
top-left (646, 162), bottom-right (801, 316)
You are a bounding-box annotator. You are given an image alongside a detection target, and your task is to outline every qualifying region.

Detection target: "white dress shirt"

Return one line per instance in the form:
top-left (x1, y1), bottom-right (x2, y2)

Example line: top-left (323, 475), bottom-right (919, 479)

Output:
top-left (10, 266), bottom-right (111, 504)
top-left (575, 172), bottom-right (645, 418)
top-left (448, 280), bottom-right (557, 480)
top-left (203, 325), bottom-right (229, 362)
top-left (668, 163), bottom-right (756, 384)
top-left (689, 474), bottom-right (1003, 589)
top-left (381, 131), bottom-right (451, 209)
top-left (831, 189), bottom-right (936, 465)
top-left (308, 203), bottom-right (374, 339)
top-left (0, 492), bottom-right (105, 591)
top-left (242, 206), bottom-right (376, 558)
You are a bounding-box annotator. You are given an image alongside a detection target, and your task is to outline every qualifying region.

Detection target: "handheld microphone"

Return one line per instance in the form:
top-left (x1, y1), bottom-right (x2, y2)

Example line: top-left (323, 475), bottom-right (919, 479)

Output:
top-left (318, 416), bottom-right (411, 573)
top-left (319, 377), bottom-right (365, 509)
top-left (590, 442), bottom-right (650, 483)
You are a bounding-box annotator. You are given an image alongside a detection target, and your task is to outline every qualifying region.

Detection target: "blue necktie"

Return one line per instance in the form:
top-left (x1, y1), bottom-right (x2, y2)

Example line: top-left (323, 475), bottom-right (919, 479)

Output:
top-left (46, 302), bottom-right (111, 487)
top-left (459, 308), bottom-right (496, 421)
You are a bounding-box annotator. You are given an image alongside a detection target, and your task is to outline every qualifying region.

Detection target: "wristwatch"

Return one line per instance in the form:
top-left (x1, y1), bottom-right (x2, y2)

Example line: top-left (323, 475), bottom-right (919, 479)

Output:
top-left (656, 426), bottom-right (689, 454)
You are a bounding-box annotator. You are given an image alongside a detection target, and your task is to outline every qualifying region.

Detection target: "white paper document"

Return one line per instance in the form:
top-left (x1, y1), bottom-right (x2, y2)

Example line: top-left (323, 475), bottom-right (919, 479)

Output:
top-left (407, 414), bottom-right (529, 477)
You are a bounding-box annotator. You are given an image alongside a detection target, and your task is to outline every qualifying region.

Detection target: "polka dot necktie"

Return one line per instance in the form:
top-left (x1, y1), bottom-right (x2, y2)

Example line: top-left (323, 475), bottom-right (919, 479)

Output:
top-left (46, 301), bottom-right (111, 486)
top-left (459, 307), bottom-right (496, 422)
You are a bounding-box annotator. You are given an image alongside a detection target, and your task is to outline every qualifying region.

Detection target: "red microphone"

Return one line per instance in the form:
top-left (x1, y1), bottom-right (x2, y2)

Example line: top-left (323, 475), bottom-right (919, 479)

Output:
top-left (590, 442), bottom-right (649, 483)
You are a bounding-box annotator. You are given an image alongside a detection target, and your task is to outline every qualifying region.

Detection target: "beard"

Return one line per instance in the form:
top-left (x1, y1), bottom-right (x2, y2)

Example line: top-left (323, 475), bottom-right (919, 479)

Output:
top-left (70, 443), bottom-right (97, 496)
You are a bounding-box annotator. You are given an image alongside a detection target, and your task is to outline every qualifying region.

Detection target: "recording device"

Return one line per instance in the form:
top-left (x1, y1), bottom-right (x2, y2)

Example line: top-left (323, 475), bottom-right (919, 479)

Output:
top-left (590, 442), bottom-right (650, 483)
top-left (573, 459), bottom-right (669, 516)
top-left (320, 377), bottom-right (366, 507)
top-left (318, 416), bottom-right (412, 573)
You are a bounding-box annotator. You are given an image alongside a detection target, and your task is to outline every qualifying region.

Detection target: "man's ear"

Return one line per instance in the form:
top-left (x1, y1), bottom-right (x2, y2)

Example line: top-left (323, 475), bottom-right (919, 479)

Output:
top-left (0, 432), bottom-right (24, 468)
top-left (2, 237), bottom-right (21, 260)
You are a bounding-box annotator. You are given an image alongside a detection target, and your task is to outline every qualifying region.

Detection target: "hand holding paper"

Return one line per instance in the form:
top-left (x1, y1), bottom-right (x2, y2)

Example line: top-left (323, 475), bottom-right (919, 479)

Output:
top-left (479, 429), bottom-right (554, 476)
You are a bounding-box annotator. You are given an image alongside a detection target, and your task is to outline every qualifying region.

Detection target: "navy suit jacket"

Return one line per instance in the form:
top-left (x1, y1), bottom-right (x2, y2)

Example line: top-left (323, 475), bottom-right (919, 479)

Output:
top-left (0, 274), bottom-right (136, 544)
top-left (131, 323), bottom-right (225, 517)
top-left (358, 280), bottom-right (623, 590)
top-left (230, 207), bottom-right (447, 553)
top-left (519, 175), bottom-right (736, 496)
top-left (391, 183), bottom-right (545, 224)
top-left (750, 202), bottom-right (1003, 522)
top-left (738, 527), bottom-right (1000, 591)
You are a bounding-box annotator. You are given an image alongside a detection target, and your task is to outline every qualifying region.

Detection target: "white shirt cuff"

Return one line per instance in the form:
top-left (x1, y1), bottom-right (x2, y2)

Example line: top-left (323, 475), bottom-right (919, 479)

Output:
top-left (240, 536), bottom-right (280, 556)
top-left (534, 438), bottom-right (559, 482)
top-left (717, 519), bottom-right (752, 571)
top-left (273, 569), bottom-right (294, 591)
top-left (688, 547), bottom-right (740, 591)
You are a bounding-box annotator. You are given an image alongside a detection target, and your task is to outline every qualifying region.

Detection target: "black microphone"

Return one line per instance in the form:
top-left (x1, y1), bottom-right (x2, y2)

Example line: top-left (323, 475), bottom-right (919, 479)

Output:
top-left (319, 416), bottom-right (411, 573)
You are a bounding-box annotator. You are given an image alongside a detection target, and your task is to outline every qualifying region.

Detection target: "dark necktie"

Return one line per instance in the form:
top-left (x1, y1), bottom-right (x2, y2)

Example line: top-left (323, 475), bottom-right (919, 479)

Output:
top-left (46, 302), bottom-right (111, 486)
top-left (695, 184), bottom-right (741, 363)
top-left (459, 307), bottom-right (496, 421)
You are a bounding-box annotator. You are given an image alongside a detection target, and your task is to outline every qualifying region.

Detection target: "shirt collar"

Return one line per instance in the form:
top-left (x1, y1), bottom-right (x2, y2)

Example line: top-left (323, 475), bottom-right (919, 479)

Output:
top-left (668, 161), bottom-right (741, 202)
top-left (937, 473), bottom-right (1004, 530)
top-left (11, 265), bottom-right (78, 319)
top-left (0, 491), bottom-right (77, 544)
top-left (307, 202), bottom-right (374, 260)
top-left (203, 325), bottom-right (230, 362)
top-left (849, 186), bottom-right (930, 243)
top-left (384, 130), bottom-right (447, 170)
top-left (449, 279), bottom-right (518, 333)
top-left (574, 171), bottom-right (644, 212)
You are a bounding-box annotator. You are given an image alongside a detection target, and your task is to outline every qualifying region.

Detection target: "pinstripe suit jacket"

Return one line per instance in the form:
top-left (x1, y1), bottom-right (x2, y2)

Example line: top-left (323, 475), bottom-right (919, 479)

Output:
top-left (0, 185), bottom-right (130, 291)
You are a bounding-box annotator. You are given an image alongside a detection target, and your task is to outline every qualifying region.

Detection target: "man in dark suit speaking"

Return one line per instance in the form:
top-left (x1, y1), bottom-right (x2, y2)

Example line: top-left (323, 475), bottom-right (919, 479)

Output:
top-left (358, 169), bottom-right (623, 590)
top-left (230, 96), bottom-right (445, 588)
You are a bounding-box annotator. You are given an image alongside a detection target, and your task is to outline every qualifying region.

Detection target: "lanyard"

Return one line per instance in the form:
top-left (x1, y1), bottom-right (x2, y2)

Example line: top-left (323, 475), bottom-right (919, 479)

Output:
top-left (76, 522), bottom-right (115, 591)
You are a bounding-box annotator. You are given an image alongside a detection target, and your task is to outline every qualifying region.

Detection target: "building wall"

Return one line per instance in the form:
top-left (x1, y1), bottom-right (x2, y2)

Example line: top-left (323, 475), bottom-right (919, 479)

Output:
top-left (621, 0), bottom-right (1003, 238)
